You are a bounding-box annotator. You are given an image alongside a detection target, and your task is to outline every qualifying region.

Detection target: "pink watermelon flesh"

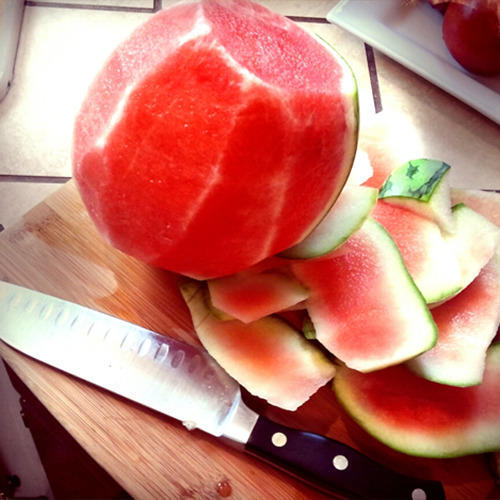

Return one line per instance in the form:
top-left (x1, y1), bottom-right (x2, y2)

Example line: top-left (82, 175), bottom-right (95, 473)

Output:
top-left (408, 250), bottom-right (500, 387)
top-left (334, 343), bottom-right (500, 457)
top-left (73, 0), bottom-right (357, 279)
top-left (372, 201), bottom-right (462, 304)
top-left (180, 280), bottom-right (336, 411)
top-left (292, 218), bottom-right (437, 372)
top-left (207, 270), bottom-right (309, 323)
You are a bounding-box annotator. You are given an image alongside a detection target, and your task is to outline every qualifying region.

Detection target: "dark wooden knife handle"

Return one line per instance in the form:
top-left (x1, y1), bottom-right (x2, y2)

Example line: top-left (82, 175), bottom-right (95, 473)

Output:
top-left (245, 415), bottom-right (445, 499)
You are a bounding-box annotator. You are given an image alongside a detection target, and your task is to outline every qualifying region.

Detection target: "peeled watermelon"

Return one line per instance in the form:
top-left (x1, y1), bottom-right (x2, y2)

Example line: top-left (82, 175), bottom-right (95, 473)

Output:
top-left (73, 0), bottom-right (358, 278)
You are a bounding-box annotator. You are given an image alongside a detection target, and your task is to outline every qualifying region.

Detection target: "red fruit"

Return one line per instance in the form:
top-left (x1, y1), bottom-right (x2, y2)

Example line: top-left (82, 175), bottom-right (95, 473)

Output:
top-left (427, 0), bottom-right (449, 15)
top-left (442, 0), bottom-right (500, 76)
top-left (73, 0), bottom-right (358, 279)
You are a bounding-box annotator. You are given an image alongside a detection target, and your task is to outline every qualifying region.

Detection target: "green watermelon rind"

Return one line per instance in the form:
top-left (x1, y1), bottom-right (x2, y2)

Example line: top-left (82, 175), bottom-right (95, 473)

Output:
top-left (378, 159), bottom-right (455, 234)
top-left (279, 185), bottom-right (378, 260)
top-left (379, 159), bottom-right (450, 202)
top-left (333, 343), bottom-right (500, 458)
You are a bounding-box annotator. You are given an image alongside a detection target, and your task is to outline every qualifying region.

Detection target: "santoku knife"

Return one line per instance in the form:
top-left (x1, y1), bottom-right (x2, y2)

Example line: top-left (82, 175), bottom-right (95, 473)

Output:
top-left (0, 280), bottom-right (445, 499)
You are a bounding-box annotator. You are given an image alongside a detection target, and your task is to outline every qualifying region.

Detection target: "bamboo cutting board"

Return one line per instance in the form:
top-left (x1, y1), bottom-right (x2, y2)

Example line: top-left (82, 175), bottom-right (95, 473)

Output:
top-left (0, 179), bottom-right (499, 500)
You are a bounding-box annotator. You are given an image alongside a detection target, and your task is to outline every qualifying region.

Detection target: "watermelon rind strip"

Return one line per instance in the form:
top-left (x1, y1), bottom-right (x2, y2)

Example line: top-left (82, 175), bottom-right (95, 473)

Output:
top-left (407, 249), bottom-right (500, 387)
top-left (294, 217), bottom-right (438, 373)
top-left (333, 344), bottom-right (500, 458)
top-left (378, 159), bottom-right (455, 234)
top-left (279, 185), bottom-right (378, 259)
top-left (343, 218), bottom-right (439, 371)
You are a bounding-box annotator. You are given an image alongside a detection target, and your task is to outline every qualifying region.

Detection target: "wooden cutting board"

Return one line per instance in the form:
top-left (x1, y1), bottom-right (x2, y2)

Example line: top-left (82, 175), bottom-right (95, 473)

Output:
top-left (0, 180), bottom-right (499, 499)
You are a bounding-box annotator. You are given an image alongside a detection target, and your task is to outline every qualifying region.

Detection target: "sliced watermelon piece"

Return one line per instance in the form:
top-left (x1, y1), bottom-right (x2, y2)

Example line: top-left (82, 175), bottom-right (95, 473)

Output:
top-left (378, 159), bottom-right (455, 234)
top-left (180, 281), bottom-right (336, 411)
top-left (451, 187), bottom-right (500, 226)
top-left (445, 203), bottom-right (499, 293)
top-left (408, 250), bottom-right (500, 386)
top-left (372, 201), bottom-right (462, 304)
top-left (292, 218), bottom-right (437, 372)
top-left (280, 185), bottom-right (377, 259)
top-left (207, 270), bottom-right (308, 323)
top-left (333, 343), bottom-right (500, 458)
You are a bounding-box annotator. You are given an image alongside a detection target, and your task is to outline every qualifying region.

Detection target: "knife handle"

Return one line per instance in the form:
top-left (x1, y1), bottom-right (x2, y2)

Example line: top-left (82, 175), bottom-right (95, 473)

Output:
top-left (245, 416), bottom-right (445, 500)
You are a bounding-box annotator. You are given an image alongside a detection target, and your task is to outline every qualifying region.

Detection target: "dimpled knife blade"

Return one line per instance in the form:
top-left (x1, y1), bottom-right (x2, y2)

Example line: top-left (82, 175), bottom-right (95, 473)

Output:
top-left (0, 280), bottom-right (253, 440)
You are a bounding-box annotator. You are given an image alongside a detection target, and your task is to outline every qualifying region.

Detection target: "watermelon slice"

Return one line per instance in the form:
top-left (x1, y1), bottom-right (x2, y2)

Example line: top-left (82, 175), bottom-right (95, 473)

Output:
top-left (445, 203), bottom-right (499, 294)
top-left (180, 281), bottom-right (336, 411)
top-left (333, 343), bottom-right (500, 458)
top-left (292, 218), bottom-right (437, 372)
top-left (280, 185), bottom-right (377, 259)
top-left (73, 0), bottom-right (359, 279)
top-left (207, 270), bottom-right (308, 323)
top-left (372, 201), bottom-right (462, 304)
top-left (408, 250), bottom-right (500, 386)
top-left (378, 159), bottom-right (455, 234)
top-left (451, 187), bottom-right (500, 226)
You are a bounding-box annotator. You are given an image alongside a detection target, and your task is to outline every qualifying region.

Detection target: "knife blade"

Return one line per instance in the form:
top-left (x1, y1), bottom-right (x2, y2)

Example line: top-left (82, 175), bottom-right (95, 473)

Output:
top-left (0, 280), bottom-right (445, 499)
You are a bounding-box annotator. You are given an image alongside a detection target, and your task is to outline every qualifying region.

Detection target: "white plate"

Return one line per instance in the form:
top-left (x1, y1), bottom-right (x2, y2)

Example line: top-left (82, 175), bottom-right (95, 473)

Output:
top-left (327, 0), bottom-right (500, 124)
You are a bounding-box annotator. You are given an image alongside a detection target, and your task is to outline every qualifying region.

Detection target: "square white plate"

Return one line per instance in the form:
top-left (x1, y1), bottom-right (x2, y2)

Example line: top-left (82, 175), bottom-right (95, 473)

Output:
top-left (327, 0), bottom-right (500, 124)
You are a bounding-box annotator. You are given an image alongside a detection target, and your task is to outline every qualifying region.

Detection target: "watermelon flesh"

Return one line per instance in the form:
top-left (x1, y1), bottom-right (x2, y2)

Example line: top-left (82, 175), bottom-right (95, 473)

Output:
top-left (371, 201), bottom-right (462, 304)
top-left (73, 0), bottom-right (358, 279)
top-left (333, 343), bottom-right (500, 458)
top-left (180, 280), bottom-right (336, 411)
top-left (292, 218), bottom-right (437, 372)
top-left (207, 270), bottom-right (309, 323)
top-left (408, 250), bottom-right (500, 387)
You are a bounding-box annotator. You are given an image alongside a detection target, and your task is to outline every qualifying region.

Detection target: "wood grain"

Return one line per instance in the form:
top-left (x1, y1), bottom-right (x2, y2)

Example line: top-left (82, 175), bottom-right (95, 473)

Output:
top-left (0, 179), bottom-right (499, 499)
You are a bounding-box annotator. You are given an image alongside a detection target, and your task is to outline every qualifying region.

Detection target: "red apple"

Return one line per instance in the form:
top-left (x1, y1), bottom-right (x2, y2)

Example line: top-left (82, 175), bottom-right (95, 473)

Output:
top-left (442, 0), bottom-right (500, 76)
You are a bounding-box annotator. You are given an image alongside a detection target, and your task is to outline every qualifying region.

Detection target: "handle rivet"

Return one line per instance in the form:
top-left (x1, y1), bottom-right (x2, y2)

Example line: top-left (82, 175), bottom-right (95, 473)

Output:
top-left (332, 454), bottom-right (349, 470)
top-left (271, 432), bottom-right (287, 447)
top-left (411, 488), bottom-right (426, 500)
